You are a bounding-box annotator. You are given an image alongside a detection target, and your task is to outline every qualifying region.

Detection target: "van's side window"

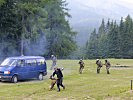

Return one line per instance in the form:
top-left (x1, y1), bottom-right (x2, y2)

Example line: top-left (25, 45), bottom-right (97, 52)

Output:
top-left (25, 59), bottom-right (37, 66)
top-left (36, 59), bottom-right (45, 65)
top-left (17, 60), bottom-right (25, 67)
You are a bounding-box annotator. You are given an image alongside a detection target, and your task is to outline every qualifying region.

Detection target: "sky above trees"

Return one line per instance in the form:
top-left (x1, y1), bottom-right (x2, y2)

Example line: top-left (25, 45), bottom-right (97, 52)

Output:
top-left (67, 0), bottom-right (133, 24)
top-left (67, 0), bottom-right (133, 9)
top-left (66, 0), bottom-right (133, 46)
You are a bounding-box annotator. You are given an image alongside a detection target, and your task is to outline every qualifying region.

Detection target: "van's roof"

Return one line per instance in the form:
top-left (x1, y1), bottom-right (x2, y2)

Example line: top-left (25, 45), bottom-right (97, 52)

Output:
top-left (7, 56), bottom-right (45, 60)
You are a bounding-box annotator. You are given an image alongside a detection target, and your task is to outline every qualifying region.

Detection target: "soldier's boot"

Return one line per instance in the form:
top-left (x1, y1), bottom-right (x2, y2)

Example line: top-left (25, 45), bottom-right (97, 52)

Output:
top-left (63, 85), bottom-right (65, 90)
top-left (81, 68), bottom-right (83, 74)
top-left (79, 70), bottom-right (81, 74)
top-left (106, 67), bottom-right (110, 74)
top-left (57, 86), bottom-right (60, 92)
top-left (61, 84), bottom-right (65, 90)
top-left (79, 68), bottom-right (82, 74)
top-left (107, 70), bottom-right (110, 74)
top-left (99, 69), bottom-right (100, 73)
top-left (57, 88), bottom-right (60, 92)
top-left (80, 70), bottom-right (82, 74)
top-left (97, 69), bottom-right (100, 74)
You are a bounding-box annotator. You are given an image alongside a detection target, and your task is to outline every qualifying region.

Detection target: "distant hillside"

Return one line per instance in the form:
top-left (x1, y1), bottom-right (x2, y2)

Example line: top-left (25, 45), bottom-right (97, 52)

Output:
top-left (67, 0), bottom-right (133, 46)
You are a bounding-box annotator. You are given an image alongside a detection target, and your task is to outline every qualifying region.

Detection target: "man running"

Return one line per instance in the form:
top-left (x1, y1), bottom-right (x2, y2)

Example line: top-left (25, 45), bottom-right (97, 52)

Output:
top-left (78, 59), bottom-right (85, 74)
top-left (96, 59), bottom-right (103, 74)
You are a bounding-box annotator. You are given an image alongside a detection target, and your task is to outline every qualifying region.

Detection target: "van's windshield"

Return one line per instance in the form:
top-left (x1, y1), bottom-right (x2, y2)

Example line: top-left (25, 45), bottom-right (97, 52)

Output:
top-left (1, 58), bottom-right (17, 66)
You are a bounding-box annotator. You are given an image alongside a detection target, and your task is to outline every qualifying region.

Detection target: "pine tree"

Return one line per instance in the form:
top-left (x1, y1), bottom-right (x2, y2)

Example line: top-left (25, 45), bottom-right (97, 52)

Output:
top-left (107, 21), bottom-right (120, 58)
top-left (122, 15), bottom-right (133, 58)
top-left (0, 0), bottom-right (48, 57)
top-left (0, 0), bottom-right (20, 58)
top-left (44, 0), bottom-right (77, 58)
top-left (0, 0), bottom-right (5, 6)
top-left (86, 15), bottom-right (133, 59)
top-left (15, 0), bottom-right (47, 56)
top-left (86, 28), bottom-right (99, 59)
top-left (119, 17), bottom-right (124, 58)
top-left (97, 19), bottom-right (108, 58)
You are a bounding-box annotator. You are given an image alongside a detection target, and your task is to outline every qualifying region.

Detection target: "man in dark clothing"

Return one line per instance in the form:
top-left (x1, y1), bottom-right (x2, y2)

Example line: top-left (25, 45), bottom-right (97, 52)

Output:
top-left (96, 59), bottom-right (103, 74)
top-left (52, 68), bottom-right (65, 92)
top-left (78, 59), bottom-right (85, 74)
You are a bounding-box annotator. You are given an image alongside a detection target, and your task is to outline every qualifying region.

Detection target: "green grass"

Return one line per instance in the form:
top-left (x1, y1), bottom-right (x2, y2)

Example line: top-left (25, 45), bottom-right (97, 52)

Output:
top-left (0, 59), bottom-right (133, 100)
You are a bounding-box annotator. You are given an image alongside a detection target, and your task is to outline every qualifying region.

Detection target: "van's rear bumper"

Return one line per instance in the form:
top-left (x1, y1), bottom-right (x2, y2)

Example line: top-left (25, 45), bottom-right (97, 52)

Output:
top-left (0, 75), bottom-right (12, 81)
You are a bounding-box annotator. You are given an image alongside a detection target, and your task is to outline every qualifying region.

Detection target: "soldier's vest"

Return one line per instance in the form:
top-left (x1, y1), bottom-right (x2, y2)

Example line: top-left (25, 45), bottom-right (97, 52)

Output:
top-left (79, 61), bottom-right (84, 67)
top-left (96, 61), bottom-right (102, 67)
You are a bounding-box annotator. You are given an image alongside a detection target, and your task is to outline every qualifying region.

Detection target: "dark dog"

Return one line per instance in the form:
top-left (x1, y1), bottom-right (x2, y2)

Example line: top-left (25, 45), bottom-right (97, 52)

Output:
top-left (49, 75), bottom-right (57, 90)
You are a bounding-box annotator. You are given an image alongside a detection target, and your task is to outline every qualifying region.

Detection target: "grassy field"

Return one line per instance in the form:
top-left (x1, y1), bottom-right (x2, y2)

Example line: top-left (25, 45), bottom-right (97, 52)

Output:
top-left (0, 59), bottom-right (133, 100)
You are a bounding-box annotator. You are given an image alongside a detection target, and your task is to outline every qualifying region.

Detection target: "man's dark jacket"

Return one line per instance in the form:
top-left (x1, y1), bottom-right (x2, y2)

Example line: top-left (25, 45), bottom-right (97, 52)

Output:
top-left (53, 68), bottom-right (63, 79)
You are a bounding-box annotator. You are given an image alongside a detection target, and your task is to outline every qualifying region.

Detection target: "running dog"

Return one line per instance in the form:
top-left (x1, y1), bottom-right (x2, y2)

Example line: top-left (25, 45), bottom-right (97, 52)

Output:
top-left (49, 75), bottom-right (57, 90)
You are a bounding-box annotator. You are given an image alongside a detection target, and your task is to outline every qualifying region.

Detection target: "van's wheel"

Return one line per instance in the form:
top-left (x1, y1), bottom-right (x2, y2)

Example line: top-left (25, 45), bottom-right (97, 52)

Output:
top-left (11, 75), bottom-right (18, 83)
top-left (38, 73), bottom-right (43, 80)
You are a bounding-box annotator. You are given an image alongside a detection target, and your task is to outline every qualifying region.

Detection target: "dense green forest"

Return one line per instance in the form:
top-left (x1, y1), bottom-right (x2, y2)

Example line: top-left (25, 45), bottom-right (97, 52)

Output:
top-left (86, 15), bottom-right (133, 59)
top-left (0, 0), bottom-right (77, 59)
top-left (0, 0), bottom-right (132, 59)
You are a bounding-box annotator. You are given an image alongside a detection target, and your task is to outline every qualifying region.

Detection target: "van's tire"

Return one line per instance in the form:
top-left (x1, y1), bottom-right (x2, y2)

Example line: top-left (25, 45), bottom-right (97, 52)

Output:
top-left (38, 73), bottom-right (43, 80)
top-left (11, 75), bottom-right (18, 83)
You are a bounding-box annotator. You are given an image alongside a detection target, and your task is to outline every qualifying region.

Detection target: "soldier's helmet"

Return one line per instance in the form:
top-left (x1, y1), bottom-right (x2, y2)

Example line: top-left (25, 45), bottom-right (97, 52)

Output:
top-left (96, 59), bottom-right (99, 61)
top-left (105, 59), bottom-right (108, 62)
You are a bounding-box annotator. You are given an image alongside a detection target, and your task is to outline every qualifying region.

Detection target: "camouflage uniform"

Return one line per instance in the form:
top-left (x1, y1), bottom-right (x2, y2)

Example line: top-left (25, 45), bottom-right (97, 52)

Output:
top-left (105, 60), bottom-right (111, 74)
top-left (78, 59), bottom-right (85, 74)
top-left (96, 59), bottom-right (102, 74)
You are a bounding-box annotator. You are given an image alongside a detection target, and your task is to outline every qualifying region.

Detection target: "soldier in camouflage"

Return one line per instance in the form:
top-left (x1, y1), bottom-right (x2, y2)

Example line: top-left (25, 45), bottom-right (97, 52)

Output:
top-left (50, 55), bottom-right (57, 70)
top-left (105, 60), bottom-right (111, 74)
top-left (78, 59), bottom-right (85, 74)
top-left (96, 59), bottom-right (103, 74)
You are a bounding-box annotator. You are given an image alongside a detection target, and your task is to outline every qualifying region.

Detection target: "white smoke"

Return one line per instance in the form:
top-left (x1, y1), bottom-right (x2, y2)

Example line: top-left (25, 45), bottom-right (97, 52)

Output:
top-left (24, 30), bottom-right (47, 56)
